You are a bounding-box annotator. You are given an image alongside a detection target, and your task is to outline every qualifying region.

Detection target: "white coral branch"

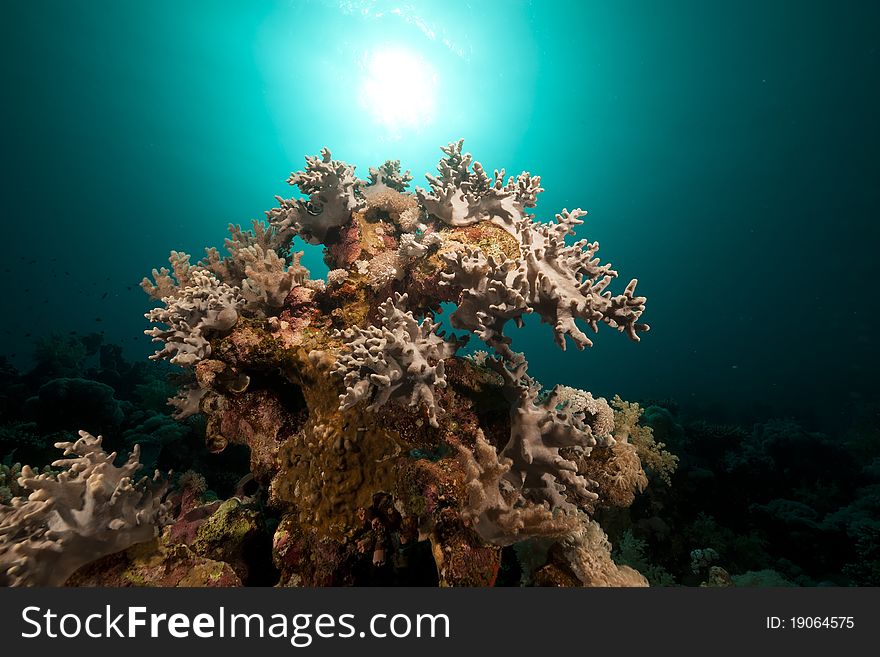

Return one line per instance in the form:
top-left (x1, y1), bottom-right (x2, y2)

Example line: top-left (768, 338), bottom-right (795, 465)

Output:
top-left (331, 292), bottom-right (467, 427)
top-left (0, 431), bottom-right (171, 586)
top-left (367, 160), bottom-right (413, 192)
top-left (240, 246), bottom-right (308, 309)
top-left (140, 250), bottom-right (196, 301)
top-left (459, 434), bottom-right (580, 546)
top-left (416, 139), bottom-right (543, 231)
top-left (267, 148), bottom-right (365, 245)
top-left (145, 270), bottom-right (243, 366)
top-left (487, 355), bottom-right (599, 513)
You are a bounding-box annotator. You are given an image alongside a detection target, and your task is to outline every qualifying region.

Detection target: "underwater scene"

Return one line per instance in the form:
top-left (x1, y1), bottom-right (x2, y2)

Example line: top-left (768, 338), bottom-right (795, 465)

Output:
top-left (1, 0), bottom-right (878, 587)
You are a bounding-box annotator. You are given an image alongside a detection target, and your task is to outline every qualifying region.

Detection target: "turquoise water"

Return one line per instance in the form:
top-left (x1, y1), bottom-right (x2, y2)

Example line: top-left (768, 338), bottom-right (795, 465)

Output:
top-left (2, 0), bottom-right (877, 428)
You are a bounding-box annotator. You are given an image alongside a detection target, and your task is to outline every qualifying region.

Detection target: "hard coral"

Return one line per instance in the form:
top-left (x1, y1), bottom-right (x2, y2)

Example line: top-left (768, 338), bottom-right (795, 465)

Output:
top-left (612, 396), bottom-right (678, 486)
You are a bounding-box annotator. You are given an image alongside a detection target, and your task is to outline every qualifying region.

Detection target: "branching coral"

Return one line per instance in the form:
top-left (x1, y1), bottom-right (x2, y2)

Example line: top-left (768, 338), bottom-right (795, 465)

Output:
top-left (201, 220), bottom-right (281, 281)
top-left (516, 209), bottom-right (649, 348)
top-left (440, 208), bottom-right (649, 354)
top-left (0, 431), bottom-right (171, 586)
top-left (612, 396), bottom-right (678, 486)
top-left (416, 139), bottom-right (543, 231)
top-left (200, 221), bottom-right (310, 310)
top-left (141, 250), bottom-right (198, 301)
top-left (145, 270), bottom-right (243, 366)
top-left (487, 355), bottom-right (599, 512)
top-left (267, 148), bottom-right (365, 244)
top-left (330, 293), bottom-right (467, 428)
top-left (440, 248), bottom-right (530, 357)
top-left (459, 433), bottom-right (579, 545)
top-left (239, 246), bottom-right (307, 310)
top-left (368, 159), bottom-right (413, 193)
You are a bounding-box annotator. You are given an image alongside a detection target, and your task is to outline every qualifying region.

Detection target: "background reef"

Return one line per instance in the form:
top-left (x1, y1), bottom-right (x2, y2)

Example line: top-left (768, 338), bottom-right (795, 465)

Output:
top-left (1, 0), bottom-right (878, 586)
top-left (0, 329), bottom-right (878, 586)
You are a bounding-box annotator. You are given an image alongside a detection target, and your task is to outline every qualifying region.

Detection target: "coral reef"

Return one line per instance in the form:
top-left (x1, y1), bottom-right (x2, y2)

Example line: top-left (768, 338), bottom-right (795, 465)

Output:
top-left (3, 141), bottom-right (664, 587)
top-left (134, 140), bottom-right (656, 587)
top-left (3, 318), bottom-right (876, 586)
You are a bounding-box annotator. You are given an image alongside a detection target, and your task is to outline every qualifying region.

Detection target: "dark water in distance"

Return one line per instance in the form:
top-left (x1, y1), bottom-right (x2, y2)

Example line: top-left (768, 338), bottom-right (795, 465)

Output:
top-left (2, 0), bottom-right (878, 431)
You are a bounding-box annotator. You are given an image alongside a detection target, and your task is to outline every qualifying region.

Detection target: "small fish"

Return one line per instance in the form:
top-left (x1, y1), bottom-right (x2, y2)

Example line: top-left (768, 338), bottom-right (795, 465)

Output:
top-left (126, 286), bottom-right (133, 291)
top-left (101, 292), bottom-right (108, 299)
top-left (28, 259), bottom-right (36, 264)
top-left (64, 271), bottom-right (71, 275)
top-left (95, 317), bottom-right (103, 322)
top-left (24, 332), bottom-right (31, 337)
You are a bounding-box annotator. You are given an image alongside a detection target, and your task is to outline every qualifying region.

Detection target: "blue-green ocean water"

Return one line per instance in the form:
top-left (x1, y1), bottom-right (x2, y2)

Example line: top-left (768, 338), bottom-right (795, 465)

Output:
top-left (2, 0), bottom-right (877, 430)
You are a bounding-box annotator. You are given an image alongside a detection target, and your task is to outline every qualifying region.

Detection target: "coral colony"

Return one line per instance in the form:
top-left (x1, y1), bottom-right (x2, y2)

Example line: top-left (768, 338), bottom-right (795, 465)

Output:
top-left (0, 140), bottom-right (672, 587)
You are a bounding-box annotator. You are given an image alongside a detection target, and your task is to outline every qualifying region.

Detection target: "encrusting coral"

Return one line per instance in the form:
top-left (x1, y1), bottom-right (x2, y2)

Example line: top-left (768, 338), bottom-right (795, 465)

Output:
top-left (2, 141), bottom-right (661, 587)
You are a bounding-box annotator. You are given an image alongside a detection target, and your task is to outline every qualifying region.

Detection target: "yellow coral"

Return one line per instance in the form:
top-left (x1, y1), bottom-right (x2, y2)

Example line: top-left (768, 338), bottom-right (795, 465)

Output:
top-left (611, 396), bottom-right (678, 486)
